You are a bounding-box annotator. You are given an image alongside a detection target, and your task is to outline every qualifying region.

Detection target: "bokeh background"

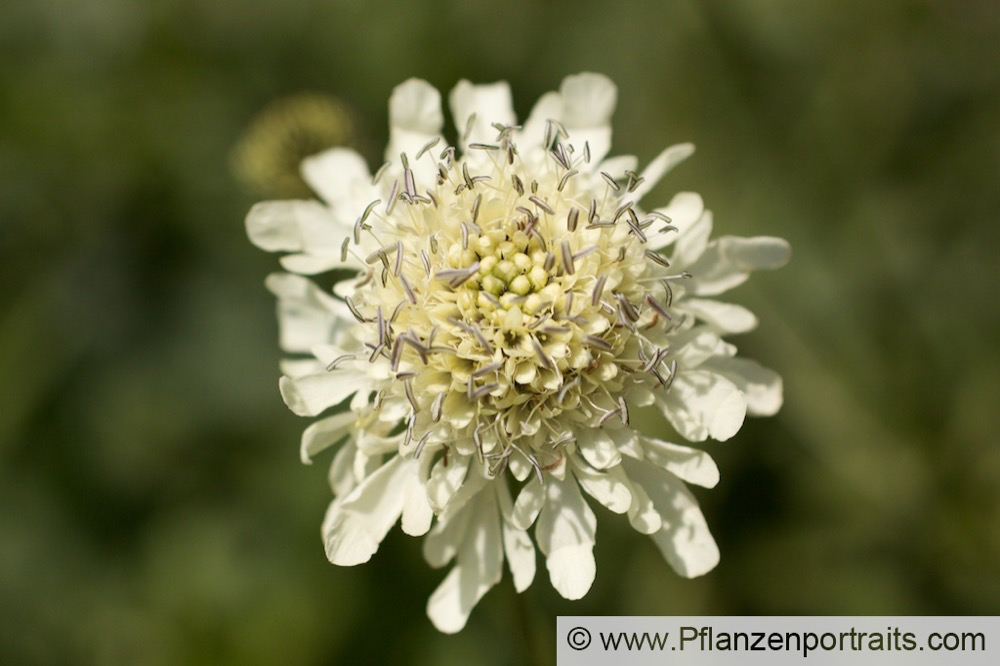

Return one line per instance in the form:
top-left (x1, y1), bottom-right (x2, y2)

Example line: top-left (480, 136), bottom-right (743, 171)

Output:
top-left (2, 0), bottom-right (998, 664)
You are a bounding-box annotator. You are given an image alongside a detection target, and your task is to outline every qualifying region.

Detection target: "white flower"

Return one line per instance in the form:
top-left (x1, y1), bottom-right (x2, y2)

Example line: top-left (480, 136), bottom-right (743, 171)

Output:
top-left (248, 73), bottom-right (790, 633)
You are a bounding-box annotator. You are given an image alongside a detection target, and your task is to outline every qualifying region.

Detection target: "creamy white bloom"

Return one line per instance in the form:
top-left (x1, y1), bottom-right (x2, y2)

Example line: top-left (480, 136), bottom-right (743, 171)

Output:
top-left (248, 73), bottom-right (789, 632)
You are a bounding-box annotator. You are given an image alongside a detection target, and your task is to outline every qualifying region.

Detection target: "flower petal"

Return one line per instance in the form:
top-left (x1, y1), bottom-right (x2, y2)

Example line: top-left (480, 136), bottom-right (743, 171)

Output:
top-left (640, 437), bottom-right (719, 488)
top-left (672, 210), bottom-right (714, 268)
top-left (322, 455), bottom-right (418, 566)
top-left (265, 272), bottom-right (351, 353)
top-left (401, 456), bottom-right (434, 537)
top-left (246, 199), bottom-right (356, 266)
top-left (687, 236), bottom-right (791, 296)
top-left (386, 78), bottom-right (444, 188)
top-left (300, 147), bottom-right (378, 222)
top-left (624, 458), bottom-right (719, 578)
top-left (680, 298), bottom-right (758, 334)
top-left (575, 427), bottom-right (621, 469)
top-left (630, 143), bottom-right (695, 204)
top-left (300, 411), bottom-right (355, 464)
top-left (701, 356), bottom-right (784, 417)
top-left (511, 475), bottom-right (544, 530)
top-left (559, 72), bottom-right (617, 165)
top-left (657, 370), bottom-right (747, 442)
top-left (449, 80), bottom-right (516, 151)
top-left (570, 455), bottom-right (632, 514)
top-left (279, 371), bottom-right (365, 417)
top-left (535, 475), bottom-right (597, 600)
top-left (427, 453), bottom-right (470, 512)
top-left (496, 483), bottom-right (536, 593)
top-left (426, 491), bottom-right (503, 634)
top-left (645, 191), bottom-right (704, 252)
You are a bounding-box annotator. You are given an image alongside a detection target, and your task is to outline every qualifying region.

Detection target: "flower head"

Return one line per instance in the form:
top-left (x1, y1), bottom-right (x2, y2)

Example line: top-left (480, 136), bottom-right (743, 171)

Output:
top-left (247, 73), bottom-right (789, 632)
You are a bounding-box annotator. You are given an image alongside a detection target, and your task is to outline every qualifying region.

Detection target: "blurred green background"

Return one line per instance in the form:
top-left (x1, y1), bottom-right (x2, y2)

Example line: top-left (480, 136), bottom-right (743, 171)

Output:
top-left (2, 0), bottom-right (998, 664)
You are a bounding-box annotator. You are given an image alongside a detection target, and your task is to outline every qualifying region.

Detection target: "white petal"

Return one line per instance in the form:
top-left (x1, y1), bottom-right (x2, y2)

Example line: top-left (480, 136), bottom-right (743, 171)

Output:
top-left (535, 475), bottom-right (597, 600)
top-left (623, 477), bottom-right (662, 535)
top-left (630, 143), bottom-right (695, 204)
top-left (279, 372), bottom-right (364, 417)
top-left (640, 437), bottom-right (720, 488)
top-left (510, 476), bottom-right (544, 530)
top-left (672, 210), bottom-right (713, 268)
top-left (423, 499), bottom-right (473, 569)
top-left (449, 80), bottom-right (516, 150)
top-left (300, 411), bottom-right (355, 464)
top-left (658, 370), bottom-right (747, 442)
top-left (401, 456), bottom-right (434, 537)
top-left (624, 458), bottom-right (719, 578)
top-left (496, 483), bottom-right (536, 593)
top-left (687, 236), bottom-right (791, 296)
top-left (265, 272), bottom-right (351, 353)
top-left (278, 253), bottom-right (346, 275)
top-left (246, 200), bottom-right (308, 252)
top-left (389, 78), bottom-right (444, 135)
top-left (322, 455), bottom-right (417, 566)
top-left (386, 79), bottom-right (444, 189)
top-left (575, 428), bottom-right (621, 469)
top-left (427, 453), bottom-right (470, 512)
top-left (702, 356), bottom-right (784, 417)
top-left (680, 298), bottom-right (758, 334)
top-left (646, 191), bottom-right (705, 252)
top-left (518, 91), bottom-right (561, 151)
top-left (671, 328), bottom-right (728, 369)
top-left (426, 492), bottom-right (503, 634)
top-left (560, 73), bottom-right (617, 165)
top-left (570, 456), bottom-right (632, 514)
top-left (300, 148), bottom-right (377, 221)
top-left (327, 440), bottom-right (357, 496)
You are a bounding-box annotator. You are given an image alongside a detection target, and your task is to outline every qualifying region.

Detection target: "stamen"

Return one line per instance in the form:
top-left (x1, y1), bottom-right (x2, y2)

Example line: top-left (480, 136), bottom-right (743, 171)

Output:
top-left (345, 296), bottom-right (366, 323)
top-left (415, 137), bottom-right (440, 159)
top-left (558, 169), bottom-right (579, 192)
top-left (560, 241), bottom-right (575, 275)
top-left (376, 306), bottom-right (386, 346)
top-left (431, 392), bottom-right (444, 422)
top-left (599, 407), bottom-right (622, 426)
top-left (385, 179), bottom-right (399, 214)
top-left (414, 431), bottom-right (431, 458)
top-left (472, 362), bottom-right (502, 378)
top-left (512, 174), bottom-right (524, 196)
top-left (361, 199), bottom-right (381, 223)
top-left (573, 245), bottom-right (598, 261)
top-left (618, 396), bottom-right (629, 426)
top-left (471, 193), bottom-right (482, 224)
top-left (585, 335), bottom-right (613, 352)
top-left (567, 207), bottom-right (579, 232)
top-left (600, 171), bottom-right (621, 191)
top-left (591, 275), bottom-right (608, 305)
top-left (340, 237), bottom-right (350, 262)
top-left (645, 294), bottom-right (672, 320)
top-left (530, 336), bottom-right (554, 370)
top-left (401, 275), bottom-right (417, 304)
top-left (470, 383), bottom-right (499, 400)
top-left (529, 195), bottom-right (554, 215)
top-left (420, 249), bottom-right (431, 276)
top-left (393, 241), bottom-right (403, 276)
top-left (644, 249), bottom-right (672, 268)
top-left (615, 294), bottom-right (639, 322)
top-left (325, 354), bottom-right (356, 371)
top-left (404, 378), bottom-right (419, 411)
top-left (372, 162), bottom-right (390, 185)
top-left (557, 376), bottom-right (580, 403)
